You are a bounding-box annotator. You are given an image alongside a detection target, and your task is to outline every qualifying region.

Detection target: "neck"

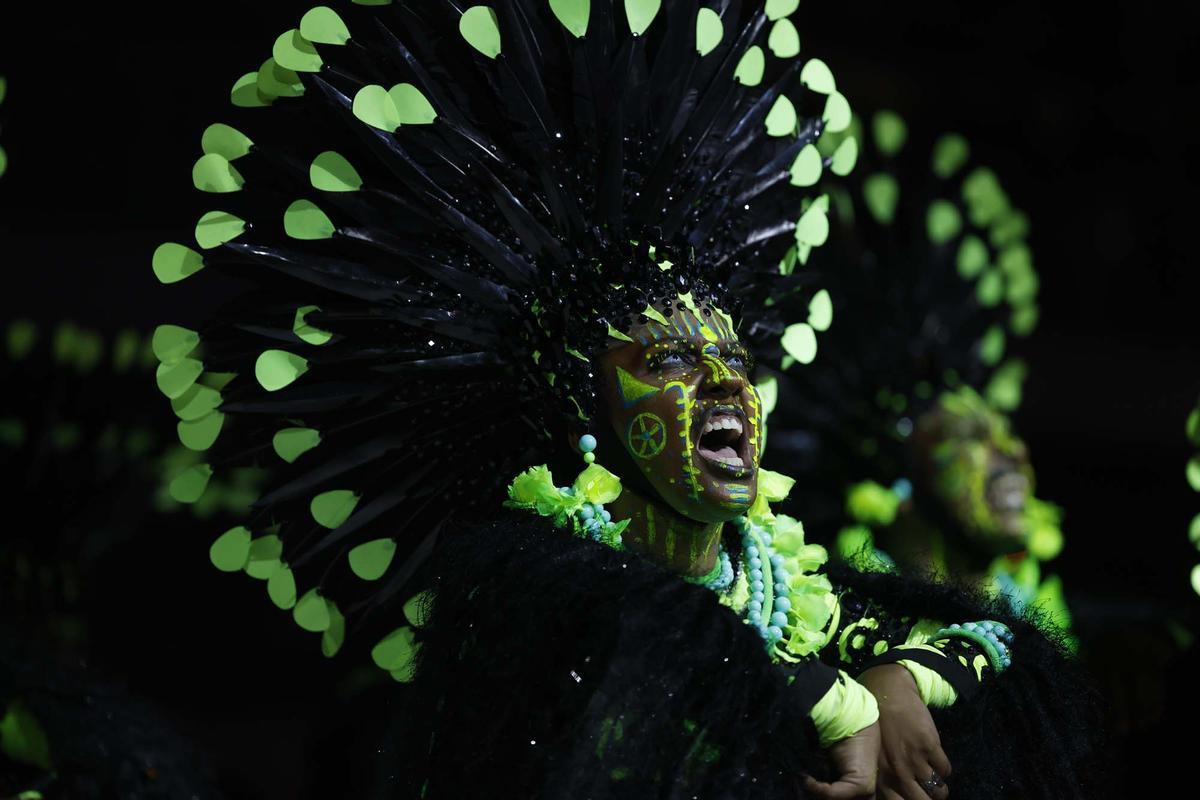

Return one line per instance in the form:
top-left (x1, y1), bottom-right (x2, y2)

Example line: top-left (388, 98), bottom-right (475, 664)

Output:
top-left (607, 487), bottom-right (724, 577)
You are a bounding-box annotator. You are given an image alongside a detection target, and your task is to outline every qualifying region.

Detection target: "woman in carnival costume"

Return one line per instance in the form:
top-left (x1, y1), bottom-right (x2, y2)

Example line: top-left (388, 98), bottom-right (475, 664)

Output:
top-left (768, 112), bottom-right (1072, 630)
top-left (150, 2), bottom-right (1101, 797)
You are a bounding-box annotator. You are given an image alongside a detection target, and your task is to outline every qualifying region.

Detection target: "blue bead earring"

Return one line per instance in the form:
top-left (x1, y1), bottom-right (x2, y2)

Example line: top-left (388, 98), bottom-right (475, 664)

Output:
top-left (578, 433), bottom-right (597, 464)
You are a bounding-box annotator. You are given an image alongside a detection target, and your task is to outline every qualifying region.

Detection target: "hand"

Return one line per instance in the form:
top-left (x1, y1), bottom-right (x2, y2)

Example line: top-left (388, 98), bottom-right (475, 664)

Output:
top-left (804, 721), bottom-right (879, 799)
top-left (858, 664), bottom-right (951, 800)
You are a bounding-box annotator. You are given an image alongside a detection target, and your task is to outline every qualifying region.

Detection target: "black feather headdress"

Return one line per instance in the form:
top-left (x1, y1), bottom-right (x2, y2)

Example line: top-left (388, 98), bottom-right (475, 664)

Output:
top-left (766, 111), bottom-right (1042, 543)
top-left (151, 1), bottom-right (857, 666)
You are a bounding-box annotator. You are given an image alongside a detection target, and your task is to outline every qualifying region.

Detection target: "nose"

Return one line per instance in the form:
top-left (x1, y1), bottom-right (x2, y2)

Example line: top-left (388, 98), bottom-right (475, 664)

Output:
top-left (700, 354), bottom-right (745, 399)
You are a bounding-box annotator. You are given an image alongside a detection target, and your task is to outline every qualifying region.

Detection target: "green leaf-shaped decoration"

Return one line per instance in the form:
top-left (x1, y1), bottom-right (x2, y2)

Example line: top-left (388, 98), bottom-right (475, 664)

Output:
top-left (764, 94), bottom-right (796, 137)
top-left (310, 151), bottom-right (362, 192)
top-left (7, 319), bottom-right (37, 360)
top-left (979, 326), bottom-right (1006, 366)
top-left (990, 210), bottom-right (1029, 248)
top-left (781, 323), bottom-right (818, 365)
top-left (192, 153), bottom-right (245, 194)
top-left (404, 591), bottom-right (434, 628)
top-left (273, 427), bottom-right (322, 463)
top-left (766, 0), bottom-right (800, 19)
top-left (823, 91), bottom-right (851, 132)
top-left (352, 84), bottom-right (401, 131)
top-left (956, 235), bottom-right (988, 279)
top-left (1189, 512), bottom-right (1200, 544)
top-left (460, 6), bottom-right (502, 57)
top-left (178, 410), bottom-right (225, 451)
top-left (273, 29), bottom-right (323, 73)
top-left (156, 358), bottom-right (203, 399)
top-left (549, 0), bottom-right (589, 37)
top-left (112, 329), bottom-right (140, 372)
top-left (932, 133), bottom-right (970, 178)
top-left (863, 173), bottom-right (898, 225)
top-left (799, 59), bottom-right (836, 94)
top-left (301, 6), bottom-right (351, 45)
top-left (789, 144), bottom-right (822, 187)
top-left (284, 199), bottom-right (335, 240)
top-left (794, 203), bottom-right (829, 247)
top-left (230, 72), bottom-right (271, 108)
top-left (194, 211), bottom-right (245, 249)
top-left (830, 137), bottom-right (858, 177)
top-left (311, 489), bottom-right (359, 529)
top-left (294, 588), bottom-right (332, 631)
top-left (256, 58), bottom-right (304, 99)
top-left (1188, 457), bottom-right (1200, 492)
top-left (152, 242), bottom-right (205, 284)
top-left (172, 384), bottom-right (222, 421)
top-left (927, 200), bottom-right (962, 244)
top-left (984, 360), bottom-right (1027, 412)
top-left (255, 349), bottom-right (309, 392)
top-left (733, 45), bottom-right (764, 86)
top-left (152, 324), bottom-right (200, 365)
top-left (210, 526), bottom-right (252, 572)
top-left (1187, 408), bottom-right (1200, 445)
top-left (1010, 304), bottom-right (1039, 337)
top-left (293, 305), bottom-right (333, 345)
top-left (372, 625), bottom-right (418, 670)
top-left (695, 8), bottom-right (723, 56)
top-left (201, 123), bottom-right (253, 160)
top-left (267, 565), bottom-right (297, 608)
top-left (976, 268), bottom-right (1005, 308)
top-left (321, 601), bottom-right (346, 657)
top-left (245, 535), bottom-right (284, 579)
top-left (872, 111), bottom-right (907, 156)
top-left (962, 167), bottom-right (1010, 227)
top-left (349, 538), bottom-right (397, 580)
top-left (767, 18), bottom-right (800, 58)
top-left (0, 701), bottom-right (53, 771)
top-left (624, 0), bottom-right (661, 36)
top-left (389, 83), bottom-right (437, 124)
top-left (168, 463), bottom-right (212, 504)
top-left (807, 289), bottom-right (833, 331)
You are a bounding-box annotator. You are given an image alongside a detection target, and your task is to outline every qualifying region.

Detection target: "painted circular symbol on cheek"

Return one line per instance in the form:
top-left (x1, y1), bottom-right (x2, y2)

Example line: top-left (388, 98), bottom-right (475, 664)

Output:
top-left (627, 412), bottom-right (668, 459)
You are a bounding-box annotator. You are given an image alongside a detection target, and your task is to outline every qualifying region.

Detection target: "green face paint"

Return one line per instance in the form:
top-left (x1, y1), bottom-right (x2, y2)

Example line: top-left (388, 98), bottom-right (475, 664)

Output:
top-left (616, 365), bottom-right (661, 408)
top-left (627, 412), bottom-right (668, 458)
top-left (599, 299), bottom-right (760, 524)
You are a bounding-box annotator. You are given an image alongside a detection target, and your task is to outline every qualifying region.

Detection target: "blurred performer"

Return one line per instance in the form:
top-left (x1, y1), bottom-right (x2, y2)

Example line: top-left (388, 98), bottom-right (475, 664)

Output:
top-left (768, 112), bottom-right (1070, 630)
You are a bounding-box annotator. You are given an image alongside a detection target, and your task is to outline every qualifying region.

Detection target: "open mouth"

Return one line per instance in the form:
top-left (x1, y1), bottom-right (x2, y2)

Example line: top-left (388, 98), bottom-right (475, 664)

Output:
top-left (696, 406), bottom-right (752, 476)
top-left (986, 468), bottom-right (1028, 517)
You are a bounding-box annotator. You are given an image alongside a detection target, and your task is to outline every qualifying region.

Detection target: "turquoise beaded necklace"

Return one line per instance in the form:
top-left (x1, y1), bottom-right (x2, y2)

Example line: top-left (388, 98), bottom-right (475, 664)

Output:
top-left (504, 436), bottom-right (812, 652)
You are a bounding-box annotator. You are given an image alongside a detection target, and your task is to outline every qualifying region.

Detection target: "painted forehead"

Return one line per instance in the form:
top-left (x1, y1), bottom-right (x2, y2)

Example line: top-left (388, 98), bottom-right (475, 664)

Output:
top-left (618, 293), bottom-right (738, 347)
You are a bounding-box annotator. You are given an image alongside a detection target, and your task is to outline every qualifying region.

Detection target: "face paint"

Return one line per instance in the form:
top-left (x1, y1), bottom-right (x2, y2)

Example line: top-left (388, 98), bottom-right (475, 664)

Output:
top-left (913, 388), bottom-right (1035, 554)
top-left (598, 297), bottom-right (762, 524)
top-left (627, 412), bottom-right (667, 458)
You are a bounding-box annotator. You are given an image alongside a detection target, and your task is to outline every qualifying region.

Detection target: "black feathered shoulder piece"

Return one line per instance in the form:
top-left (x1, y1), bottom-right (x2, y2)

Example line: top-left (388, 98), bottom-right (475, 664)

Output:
top-left (148, 1), bottom-right (858, 670)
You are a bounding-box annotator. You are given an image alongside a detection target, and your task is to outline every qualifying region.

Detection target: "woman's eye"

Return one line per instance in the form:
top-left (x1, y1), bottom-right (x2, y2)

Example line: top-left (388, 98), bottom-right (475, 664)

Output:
top-left (726, 355), bottom-right (745, 368)
top-left (653, 350), bottom-right (693, 368)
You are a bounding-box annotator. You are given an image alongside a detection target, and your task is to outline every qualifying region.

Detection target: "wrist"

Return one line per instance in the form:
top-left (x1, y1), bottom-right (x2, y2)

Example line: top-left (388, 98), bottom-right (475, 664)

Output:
top-left (858, 663), bottom-right (918, 695)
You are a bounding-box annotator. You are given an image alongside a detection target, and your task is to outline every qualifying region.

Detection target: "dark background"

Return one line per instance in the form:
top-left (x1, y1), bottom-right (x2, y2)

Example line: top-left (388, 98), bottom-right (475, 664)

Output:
top-left (2, 2), bottom-right (1198, 797)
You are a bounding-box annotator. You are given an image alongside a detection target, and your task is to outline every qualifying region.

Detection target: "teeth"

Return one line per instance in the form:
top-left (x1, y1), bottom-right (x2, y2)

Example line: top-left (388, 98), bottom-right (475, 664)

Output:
top-left (701, 415), bottom-right (743, 435)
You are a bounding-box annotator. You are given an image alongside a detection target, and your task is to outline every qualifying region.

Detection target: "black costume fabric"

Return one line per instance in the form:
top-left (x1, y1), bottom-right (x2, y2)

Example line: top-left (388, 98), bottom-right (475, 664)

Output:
top-left (391, 512), bottom-right (1106, 800)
